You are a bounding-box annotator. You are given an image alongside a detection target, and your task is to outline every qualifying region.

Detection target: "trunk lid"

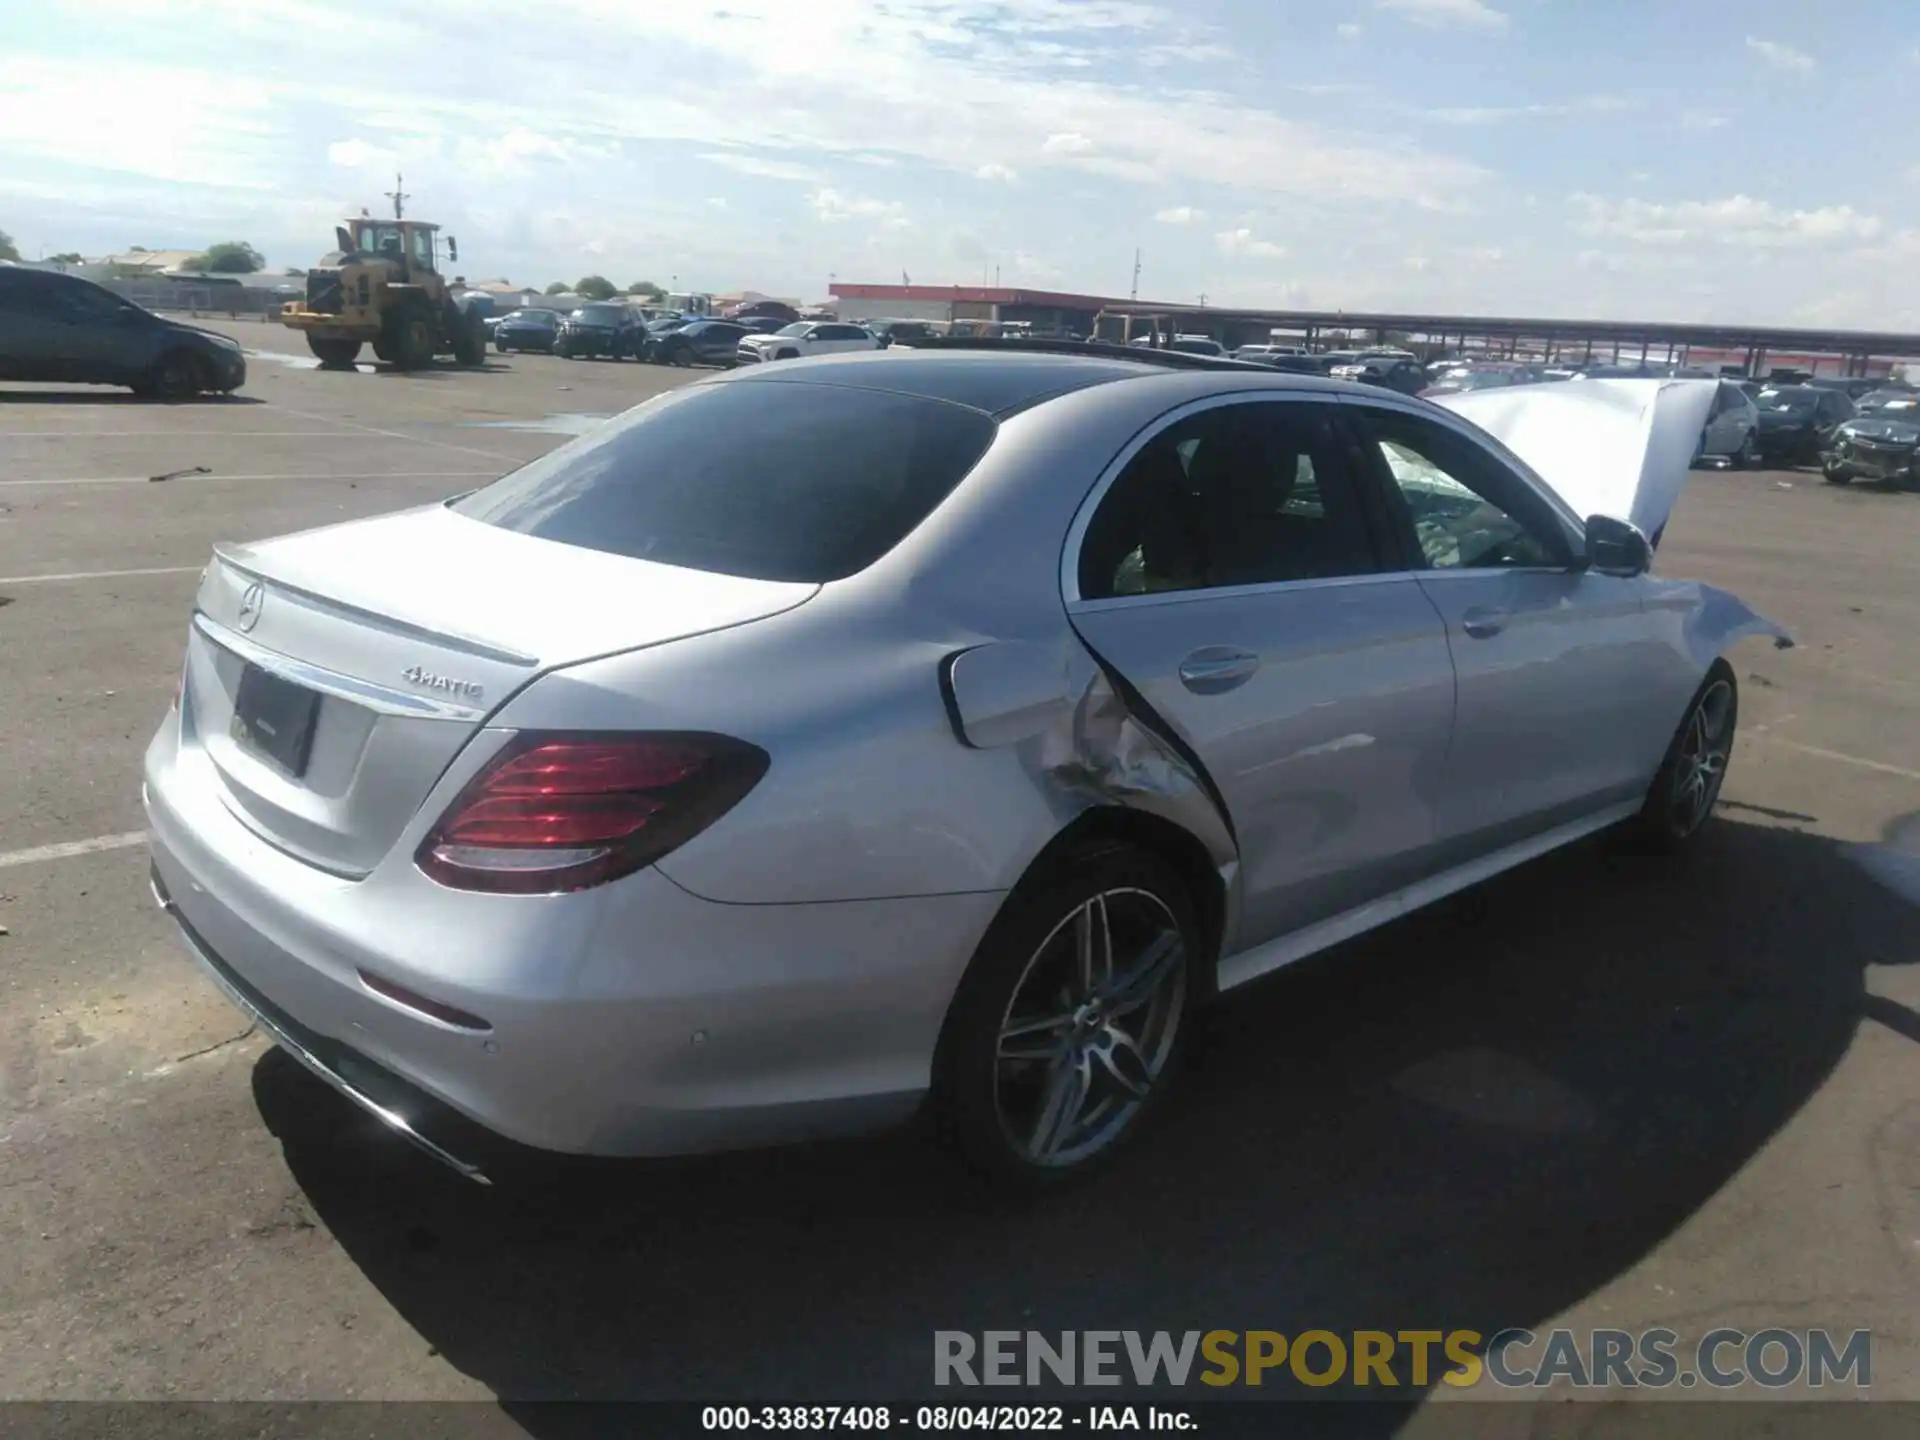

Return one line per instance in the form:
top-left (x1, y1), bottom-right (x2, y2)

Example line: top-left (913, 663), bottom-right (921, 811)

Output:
top-left (1435, 377), bottom-right (1717, 541)
top-left (182, 503), bottom-right (816, 876)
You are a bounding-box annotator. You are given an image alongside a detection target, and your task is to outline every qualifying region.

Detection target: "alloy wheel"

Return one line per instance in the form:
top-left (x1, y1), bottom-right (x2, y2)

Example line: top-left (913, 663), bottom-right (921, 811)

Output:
top-left (993, 888), bottom-right (1186, 1168)
top-left (1671, 679), bottom-right (1734, 835)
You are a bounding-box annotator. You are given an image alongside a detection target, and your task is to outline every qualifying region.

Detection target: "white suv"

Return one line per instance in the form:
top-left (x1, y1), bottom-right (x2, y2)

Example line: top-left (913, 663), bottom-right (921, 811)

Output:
top-left (736, 322), bottom-right (880, 365)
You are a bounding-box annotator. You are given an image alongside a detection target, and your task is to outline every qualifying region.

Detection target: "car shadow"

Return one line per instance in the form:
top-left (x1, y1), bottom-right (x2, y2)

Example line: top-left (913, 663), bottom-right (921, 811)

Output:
top-left (254, 817), bottom-right (1917, 1433)
top-left (0, 389), bottom-right (264, 405)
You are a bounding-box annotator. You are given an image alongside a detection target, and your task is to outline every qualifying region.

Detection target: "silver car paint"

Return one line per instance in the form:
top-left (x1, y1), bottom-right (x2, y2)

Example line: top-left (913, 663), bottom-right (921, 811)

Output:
top-left (145, 355), bottom-right (1790, 1167)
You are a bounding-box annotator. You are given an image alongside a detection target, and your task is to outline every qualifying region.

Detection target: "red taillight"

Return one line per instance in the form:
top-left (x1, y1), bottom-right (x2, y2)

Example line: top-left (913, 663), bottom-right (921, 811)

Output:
top-left (415, 732), bottom-right (768, 895)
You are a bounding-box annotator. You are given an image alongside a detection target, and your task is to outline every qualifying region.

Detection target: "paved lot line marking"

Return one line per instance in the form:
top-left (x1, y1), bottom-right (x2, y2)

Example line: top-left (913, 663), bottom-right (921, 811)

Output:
top-left (0, 470), bottom-right (494, 489)
top-left (264, 401), bottom-right (519, 463)
top-left (0, 565), bottom-right (200, 585)
top-left (1766, 736), bottom-right (1920, 784)
top-left (0, 831), bottom-right (147, 870)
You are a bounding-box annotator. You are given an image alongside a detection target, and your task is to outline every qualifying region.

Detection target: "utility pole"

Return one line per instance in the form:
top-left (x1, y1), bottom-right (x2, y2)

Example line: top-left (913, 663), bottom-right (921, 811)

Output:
top-left (1198, 292), bottom-right (1207, 307)
top-left (385, 173), bottom-right (410, 220)
top-left (1130, 248), bottom-right (1141, 301)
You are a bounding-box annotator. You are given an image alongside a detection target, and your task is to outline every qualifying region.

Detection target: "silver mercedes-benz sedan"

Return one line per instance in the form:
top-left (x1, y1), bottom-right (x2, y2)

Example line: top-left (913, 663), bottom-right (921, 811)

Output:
top-left (143, 346), bottom-right (1790, 1189)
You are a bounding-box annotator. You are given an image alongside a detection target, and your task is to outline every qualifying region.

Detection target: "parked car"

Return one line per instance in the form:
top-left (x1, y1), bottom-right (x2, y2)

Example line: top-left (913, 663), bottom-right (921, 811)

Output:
top-left (1851, 387), bottom-right (1920, 418)
top-left (554, 303), bottom-right (646, 360)
top-left (1693, 380), bottom-right (1762, 467)
top-left (0, 265), bottom-right (247, 398)
top-left (648, 319), bottom-right (751, 368)
top-left (734, 316), bottom-right (790, 335)
top-left (867, 319), bottom-right (941, 348)
top-left (1166, 336), bottom-right (1225, 357)
top-left (1752, 384), bottom-right (1855, 467)
top-left (1330, 355), bottom-right (1429, 395)
top-left (1824, 389), bottom-right (1920, 486)
top-left (1806, 375), bottom-right (1894, 402)
top-left (734, 321), bottom-right (880, 364)
top-left (1249, 353), bottom-right (1332, 375)
top-left (492, 308), bottom-right (562, 354)
top-left (1233, 344), bottom-right (1306, 363)
top-left (728, 299), bottom-right (801, 326)
top-left (1419, 362), bottom-right (1545, 398)
top-left (144, 356), bottom-right (1786, 1190)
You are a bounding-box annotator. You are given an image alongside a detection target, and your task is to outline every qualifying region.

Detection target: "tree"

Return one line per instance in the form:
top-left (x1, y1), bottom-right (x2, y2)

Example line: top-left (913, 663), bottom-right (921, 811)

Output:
top-left (574, 275), bottom-right (617, 301)
top-left (129, 245), bottom-right (149, 253)
top-left (48, 252), bottom-right (85, 265)
top-left (626, 280), bottom-right (664, 300)
top-left (544, 281), bottom-right (571, 296)
top-left (0, 229), bottom-right (18, 263)
top-left (189, 241), bottom-right (265, 274)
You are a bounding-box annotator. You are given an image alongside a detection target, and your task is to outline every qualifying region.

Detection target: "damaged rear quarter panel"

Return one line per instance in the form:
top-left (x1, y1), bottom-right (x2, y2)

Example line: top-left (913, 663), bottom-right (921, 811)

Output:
top-left (944, 637), bottom-right (1239, 867)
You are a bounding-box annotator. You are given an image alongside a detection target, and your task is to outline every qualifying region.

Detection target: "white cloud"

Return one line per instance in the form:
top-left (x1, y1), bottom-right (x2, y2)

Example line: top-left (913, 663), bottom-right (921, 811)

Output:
top-left (699, 150), bottom-right (825, 182)
top-left (1376, 0), bottom-right (1508, 32)
top-left (1569, 193), bottom-right (1881, 248)
top-left (1155, 205), bottom-right (1202, 224)
top-left (327, 138), bottom-right (388, 169)
top-left (1681, 110), bottom-right (1730, 130)
top-left (1423, 96), bottom-right (1626, 125)
top-left (1746, 37), bottom-right (1815, 73)
top-left (810, 187), bottom-right (911, 228)
top-left (975, 162), bottom-right (1020, 182)
top-left (1337, 23), bottom-right (1362, 39)
top-left (1042, 131), bottom-right (1097, 155)
top-left (1216, 227), bottom-right (1286, 259)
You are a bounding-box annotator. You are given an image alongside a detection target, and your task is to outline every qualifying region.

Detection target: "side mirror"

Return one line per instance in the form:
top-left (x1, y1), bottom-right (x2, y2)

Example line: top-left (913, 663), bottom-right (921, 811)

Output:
top-left (447, 236), bottom-right (459, 262)
top-left (1583, 514), bottom-right (1652, 578)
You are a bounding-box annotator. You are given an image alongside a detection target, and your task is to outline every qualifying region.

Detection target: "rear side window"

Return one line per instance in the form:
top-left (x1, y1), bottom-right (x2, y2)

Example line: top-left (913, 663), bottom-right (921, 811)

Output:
top-left (451, 380), bottom-right (998, 583)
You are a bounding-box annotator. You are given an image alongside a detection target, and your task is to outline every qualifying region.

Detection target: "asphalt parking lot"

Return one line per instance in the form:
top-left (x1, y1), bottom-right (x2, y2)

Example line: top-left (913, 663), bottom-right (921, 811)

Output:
top-left (1, 325), bottom-right (1917, 1427)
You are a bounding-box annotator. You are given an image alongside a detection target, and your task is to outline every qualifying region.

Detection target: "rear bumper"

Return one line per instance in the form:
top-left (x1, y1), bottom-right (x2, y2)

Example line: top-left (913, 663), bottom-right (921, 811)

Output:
top-left (142, 720), bottom-right (995, 1167)
top-left (150, 863), bottom-right (494, 1184)
top-left (558, 330), bottom-right (623, 355)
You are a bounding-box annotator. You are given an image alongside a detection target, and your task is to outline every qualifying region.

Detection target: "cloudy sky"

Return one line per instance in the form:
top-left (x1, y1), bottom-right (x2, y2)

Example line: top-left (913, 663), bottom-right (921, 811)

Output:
top-left (2, 0), bottom-right (1914, 325)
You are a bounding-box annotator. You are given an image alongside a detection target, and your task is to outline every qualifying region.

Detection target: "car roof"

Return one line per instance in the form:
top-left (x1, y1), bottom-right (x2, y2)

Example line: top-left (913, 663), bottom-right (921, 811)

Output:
top-left (717, 346), bottom-right (1359, 418)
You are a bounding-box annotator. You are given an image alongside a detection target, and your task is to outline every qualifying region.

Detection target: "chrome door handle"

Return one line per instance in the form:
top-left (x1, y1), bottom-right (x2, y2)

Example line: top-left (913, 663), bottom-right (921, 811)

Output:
top-left (1461, 608), bottom-right (1508, 639)
top-left (1178, 648), bottom-right (1259, 694)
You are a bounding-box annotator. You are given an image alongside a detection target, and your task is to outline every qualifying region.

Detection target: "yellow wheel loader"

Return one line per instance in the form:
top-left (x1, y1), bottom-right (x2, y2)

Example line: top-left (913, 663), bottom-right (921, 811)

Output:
top-left (280, 218), bottom-right (485, 371)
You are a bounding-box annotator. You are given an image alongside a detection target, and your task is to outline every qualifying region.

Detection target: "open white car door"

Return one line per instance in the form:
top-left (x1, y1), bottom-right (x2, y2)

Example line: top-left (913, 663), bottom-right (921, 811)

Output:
top-left (1434, 378), bottom-right (1716, 544)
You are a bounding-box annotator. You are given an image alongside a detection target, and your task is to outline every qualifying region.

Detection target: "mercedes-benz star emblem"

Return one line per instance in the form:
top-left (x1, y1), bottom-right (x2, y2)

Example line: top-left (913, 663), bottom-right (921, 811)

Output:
top-left (236, 581), bottom-right (265, 633)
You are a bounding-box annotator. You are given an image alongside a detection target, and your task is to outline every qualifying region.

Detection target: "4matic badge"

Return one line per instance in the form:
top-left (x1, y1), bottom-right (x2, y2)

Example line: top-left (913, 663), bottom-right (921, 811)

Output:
top-left (402, 664), bottom-right (485, 701)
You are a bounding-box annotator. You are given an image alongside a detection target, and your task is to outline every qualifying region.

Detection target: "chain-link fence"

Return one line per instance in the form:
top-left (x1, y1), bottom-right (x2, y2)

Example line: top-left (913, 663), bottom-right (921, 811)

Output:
top-left (99, 277), bottom-right (297, 322)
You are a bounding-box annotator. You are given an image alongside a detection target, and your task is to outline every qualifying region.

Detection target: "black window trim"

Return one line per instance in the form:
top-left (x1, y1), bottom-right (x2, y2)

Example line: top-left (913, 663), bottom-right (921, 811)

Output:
top-left (1335, 397), bottom-right (1583, 575)
top-left (1062, 391), bottom-right (1403, 611)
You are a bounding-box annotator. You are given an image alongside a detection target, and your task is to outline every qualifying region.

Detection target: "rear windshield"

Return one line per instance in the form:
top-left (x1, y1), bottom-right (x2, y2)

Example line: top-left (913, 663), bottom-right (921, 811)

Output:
top-left (450, 380), bottom-right (999, 582)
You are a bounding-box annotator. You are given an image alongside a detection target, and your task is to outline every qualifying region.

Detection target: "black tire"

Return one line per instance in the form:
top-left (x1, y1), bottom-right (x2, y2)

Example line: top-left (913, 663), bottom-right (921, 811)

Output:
top-left (1734, 432), bottom-right (1760, 469)
top-left (933, 843), bottom-right (1202, 1192)
top-left (1629, 662), bottom-right (1738, 852)
top-left (307, 337), bottom-right (361, 369)
top-left (1822, 456), bottom-right (1852, 485)
top-left (145, 350), bottom-right (207, 400)
top-left (668, 342), bottom-right (692, 367)
top-left (776, 348), bottom-right (799, 361)
top-left (380, 301), bottom-right (435, 370)
top-left (451, 310), bottom-right (485, 367)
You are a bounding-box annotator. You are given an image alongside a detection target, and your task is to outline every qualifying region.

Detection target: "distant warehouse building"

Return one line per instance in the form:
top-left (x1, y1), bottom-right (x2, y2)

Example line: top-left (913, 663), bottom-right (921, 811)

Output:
top-left (829, 283), bottom-right (1154, 335)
